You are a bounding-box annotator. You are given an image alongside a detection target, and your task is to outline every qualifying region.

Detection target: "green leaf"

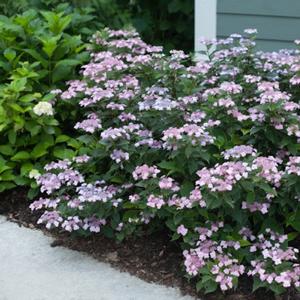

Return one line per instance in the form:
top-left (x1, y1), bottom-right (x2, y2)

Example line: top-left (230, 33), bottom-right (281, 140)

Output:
top-left (39, 35), bottom-right (61, 58)
top-left (11, 151), bottom-right (30, 161)
top-left (0, 182), bottom-right (16, 192)
top-left (170, 232), bottom-right (179, 241)
top-left (180, 181), bottom-right (194, 197)
top-left (55, 58), bottom-right (82, 68)
top-left (101, 226), bottom-right (114, 238)
top-left (246, 191), bottom-right (255, 203)
top-left (23, 49), bottom-right (48, 68)
top-left (257, 182), bottom-right (276, 195)
top-left (287, 210), bottom-right (300, 232)
top-left (10, 78), bottom-right (27, 92)
top-left (31, 134), bottom-right (55, 159)
top-left (52, 65), bottom-right (72, 83)
top-left (252, 277), bottom-right (265, 292)
top-left (27, 124), bottom-right (41, 136)
top-left (206, 195), bottom-right (222, 209)
top-left (261, 217), bottom-right (283, 233)
top-left (240, 181), bottom-right (254, 192)
top-left (0, 164), bottom-right (10, 174)
top-left (268, 283), bottom-right (286, 295)
top-left (52, 59), bottom-right (81, 83)
top-left (0, 170), bottom-right (15, 181)
top-left (41, 11), bottom-right (72, 35)
top-left (21, 163), bottom-right (34, 176)
top-left (14, 176), bottom-right (29, 186)
top-left (31, 143), bottom-right (48, 159)
top-left (44, 119), bottom-right (59, 126)
top-left (67, 138), bottom-right (81, 149)
top-left (0, 123), bottom-right (8, 132)
top-left (0, 145), bottom-right (14, 156)
top-left (223, 193), bottom-right (235, 208)
top-left (184, 144), bottom-right (193, 158)
top-left (123, 210), bottom-right (139, 221)
top-left (4, 48), bottom-right (16, 62)
top-left (27, 188), bottom-right (39, 200)
top-left (198, 150), bottom-right (211, 163)
top-left (196, 278), bottom-right (218, 294)
top-left (9, 103), bottom-right (25, 113)
top-left (110, 176), bottom-right (124, 184)
top-left (158, 160), bottom-right (182, 174)
top-left (55, 135), bottom-right (70, 143)
top-left (165, 218), bottom-right (176, 231)
top-left (0, 60), bottom-right (10, 72)
top-left (19, 93), bottom-right (41, 103)
top-left (287, 232), bottom-right (298, 241)
top-left (239, 239), bottom-right (252, 247)
top-left (173, 213), bottom-right (183, 225)
top-left (53, 147), bottom-right (76, 159)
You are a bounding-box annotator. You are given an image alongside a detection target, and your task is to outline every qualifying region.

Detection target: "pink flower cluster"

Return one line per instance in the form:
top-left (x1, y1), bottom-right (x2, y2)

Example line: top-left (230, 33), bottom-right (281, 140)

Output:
top-left (245, 229), bottom-right (300, 288)
top-left (196, 161), bottom-right (250, 192)
top-left (222, 145), bottom-right (257, 160)
top-left (183, 222), bottom-right (245, 291)
top-left (286, 156), bottom-right (300, 175)
top-left (37, 212), bottom-right (107, 233)
top-left (162, 124), bottom-right (215, 150)
top-left (132, 164), bottom-right (160, 180)
top-left (36, 28), bottom-right (300, 295)
top-left (242, 201), bottom-right (270, 214)
top-left (252, 156), bottom-right (283, 186)
top-left (74, 113), bottom-right (102, 133)
top-left (158, 176), bottom-right (179, 191)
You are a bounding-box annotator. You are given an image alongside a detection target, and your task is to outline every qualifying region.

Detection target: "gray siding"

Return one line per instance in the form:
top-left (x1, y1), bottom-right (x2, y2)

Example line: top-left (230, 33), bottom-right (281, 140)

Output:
top-left (217, 0), bottom-right (300, 51)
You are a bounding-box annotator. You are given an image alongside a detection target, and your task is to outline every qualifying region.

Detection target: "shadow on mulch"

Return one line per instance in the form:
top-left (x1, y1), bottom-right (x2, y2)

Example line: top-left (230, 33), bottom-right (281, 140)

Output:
top-left (0, 189), bottom-right (297, 300)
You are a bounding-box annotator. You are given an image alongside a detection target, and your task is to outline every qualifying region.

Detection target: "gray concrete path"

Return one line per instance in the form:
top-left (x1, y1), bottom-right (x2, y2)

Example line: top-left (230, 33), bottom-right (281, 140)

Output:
top-left (0, 216), bottom-right (196, 300)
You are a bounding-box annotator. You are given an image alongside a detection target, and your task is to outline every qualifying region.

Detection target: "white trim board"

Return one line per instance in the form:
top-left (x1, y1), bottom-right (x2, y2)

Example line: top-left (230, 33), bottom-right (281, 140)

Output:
top-left (194, 0), bottom-right (217, 53)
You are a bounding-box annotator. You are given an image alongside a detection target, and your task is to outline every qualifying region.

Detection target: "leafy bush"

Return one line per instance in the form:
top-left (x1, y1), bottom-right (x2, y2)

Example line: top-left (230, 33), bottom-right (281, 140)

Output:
top-left (0, 0), bottom-right (194, 52)
top-left (28, 1), bottom-right (131, 35)
top-left (0, 0), bottom-right (29, 16)
top-left (30, 29), bottom-right (300, 296)
top-left (0, 8), bottom-right (91, 193)
top-left (112, 0), bottom-right (194, 52)
top-left (0, 72), bottom-right (57, 193)
top-left (0, 8), bottom-right (90, 88)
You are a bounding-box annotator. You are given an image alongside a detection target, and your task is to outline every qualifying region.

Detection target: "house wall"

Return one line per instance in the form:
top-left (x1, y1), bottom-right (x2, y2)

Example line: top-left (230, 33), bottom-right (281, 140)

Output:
top-left (217, 0), bottom-right (300, 51)
top-left (194, 0), bottom-right (216, 53)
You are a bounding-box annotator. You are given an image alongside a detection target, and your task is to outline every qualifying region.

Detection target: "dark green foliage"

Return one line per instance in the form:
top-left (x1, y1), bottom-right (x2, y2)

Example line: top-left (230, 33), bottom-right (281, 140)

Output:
top-left (122, 0), bottom-right (194, 52)
top-left (0, 7), bottom-right (89, 193)
top-left (0, 0), bottom-right (194, 52)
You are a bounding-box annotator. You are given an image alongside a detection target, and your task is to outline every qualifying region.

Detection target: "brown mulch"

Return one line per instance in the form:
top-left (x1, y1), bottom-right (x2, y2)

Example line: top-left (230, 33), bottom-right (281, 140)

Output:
top-left (1, 189), bottom-right (298, 300)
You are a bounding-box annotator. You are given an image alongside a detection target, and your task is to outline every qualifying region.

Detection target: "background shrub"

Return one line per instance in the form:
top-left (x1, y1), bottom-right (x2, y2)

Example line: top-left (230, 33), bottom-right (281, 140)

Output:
top-left (114, 0), bottom-right (194, 52)
top-left (0, 7), bottom-right (92, 194)
top-left (31, 29), bottom-right (300, 295)
top-left (0, 0), bottom-right (194, 52)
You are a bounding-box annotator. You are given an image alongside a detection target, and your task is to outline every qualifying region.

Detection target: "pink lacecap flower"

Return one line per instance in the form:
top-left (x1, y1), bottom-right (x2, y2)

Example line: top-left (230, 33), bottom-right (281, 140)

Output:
top-left (177, 225), bottom-right (188, 236)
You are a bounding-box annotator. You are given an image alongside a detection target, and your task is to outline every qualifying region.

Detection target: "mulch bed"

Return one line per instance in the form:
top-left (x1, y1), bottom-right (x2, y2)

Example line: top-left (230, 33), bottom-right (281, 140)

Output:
top-left (1, 189), bottom-right (298, 300)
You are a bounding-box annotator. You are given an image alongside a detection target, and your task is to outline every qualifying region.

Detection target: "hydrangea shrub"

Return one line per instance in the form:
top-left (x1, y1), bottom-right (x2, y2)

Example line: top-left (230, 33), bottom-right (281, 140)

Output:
top-left (31, 28), bottom-right (300, 295)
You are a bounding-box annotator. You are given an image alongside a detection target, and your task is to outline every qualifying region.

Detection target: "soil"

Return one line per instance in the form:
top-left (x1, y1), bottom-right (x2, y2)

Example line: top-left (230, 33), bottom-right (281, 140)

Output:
top-left (0, 189), bottom-right (298, 300)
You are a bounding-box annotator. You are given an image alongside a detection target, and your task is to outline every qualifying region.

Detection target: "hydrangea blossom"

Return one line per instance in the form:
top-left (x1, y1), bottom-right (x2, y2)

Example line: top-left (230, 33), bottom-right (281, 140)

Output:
top-left (33, 102), bottom-right (54, 116)
top-left (32, 28), bottom-right (300, 295)
top-left (177, 225), bottom-right (188, 236)
top-left (37, 211), bottom-right (63, 229)
top-left (74, 113), bottom-right (102, 133)
top-left (132, 165), bottom-right (160, 180)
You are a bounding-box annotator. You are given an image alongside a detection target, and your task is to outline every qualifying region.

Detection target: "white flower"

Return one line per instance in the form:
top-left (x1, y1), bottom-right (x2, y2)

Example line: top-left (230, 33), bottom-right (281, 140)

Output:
top-left (33, 102), bottom-right (54, 116)
top-left (29, 169), bottom-right (41, 179)
top-left (244, 28), bottom-right (257, 34)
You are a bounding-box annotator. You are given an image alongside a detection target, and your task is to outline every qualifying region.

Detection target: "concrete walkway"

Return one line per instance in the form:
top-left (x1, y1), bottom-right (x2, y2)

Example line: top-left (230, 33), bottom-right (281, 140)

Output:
top-left (0, 216), bottom-right (196, 300)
